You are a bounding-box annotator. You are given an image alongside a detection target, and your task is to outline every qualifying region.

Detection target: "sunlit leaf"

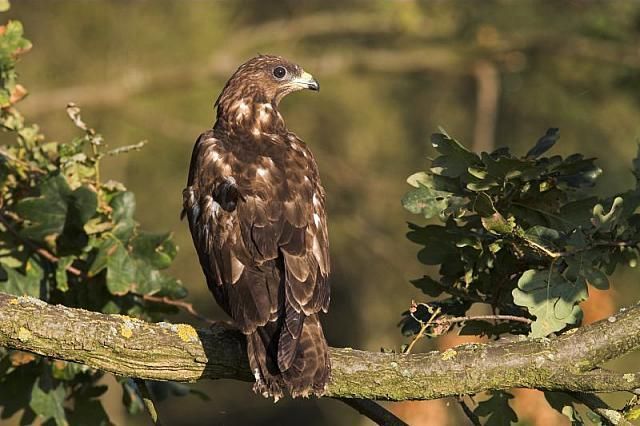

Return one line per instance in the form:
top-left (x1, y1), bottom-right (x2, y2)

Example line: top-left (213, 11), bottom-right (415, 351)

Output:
top-left (29, 378), bottom-right (67, 426)
top-left (513, 269), bottom-right (587, 337)
top-left (402, 185), bottom-right (449, 219)
top-left (591, 196), bottom-right (624, 231)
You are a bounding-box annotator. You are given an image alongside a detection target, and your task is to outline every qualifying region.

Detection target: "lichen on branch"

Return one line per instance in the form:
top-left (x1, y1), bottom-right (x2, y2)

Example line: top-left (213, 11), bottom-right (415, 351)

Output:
top-left (0, 292), bottom-right (638, 402)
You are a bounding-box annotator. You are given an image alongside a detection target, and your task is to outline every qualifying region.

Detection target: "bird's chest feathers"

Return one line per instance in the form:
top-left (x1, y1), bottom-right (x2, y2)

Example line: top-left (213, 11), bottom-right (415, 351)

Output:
top-left (228, 100), bottom-right (285, 136)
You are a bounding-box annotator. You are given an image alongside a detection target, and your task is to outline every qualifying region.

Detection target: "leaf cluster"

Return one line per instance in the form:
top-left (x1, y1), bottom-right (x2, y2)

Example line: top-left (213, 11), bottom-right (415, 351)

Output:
top-left (401, 129), bottom-right (640, 423)
top-left (0, 9), bottom-right (189, 425)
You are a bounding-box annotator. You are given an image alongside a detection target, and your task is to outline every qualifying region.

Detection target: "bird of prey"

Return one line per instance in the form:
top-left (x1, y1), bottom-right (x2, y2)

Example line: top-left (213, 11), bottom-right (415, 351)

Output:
top-left (182, 55), bottom-right (330, 399)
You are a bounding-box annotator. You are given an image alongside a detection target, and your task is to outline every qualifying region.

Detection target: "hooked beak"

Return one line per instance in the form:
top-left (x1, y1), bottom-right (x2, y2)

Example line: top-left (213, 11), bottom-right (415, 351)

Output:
top-left (292, 71), bottom-right (320, 92)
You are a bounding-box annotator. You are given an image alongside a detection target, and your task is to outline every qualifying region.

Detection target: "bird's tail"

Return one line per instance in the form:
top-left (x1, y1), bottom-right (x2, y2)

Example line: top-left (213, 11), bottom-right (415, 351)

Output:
top-left (247, 314), bottom-right (330, 399)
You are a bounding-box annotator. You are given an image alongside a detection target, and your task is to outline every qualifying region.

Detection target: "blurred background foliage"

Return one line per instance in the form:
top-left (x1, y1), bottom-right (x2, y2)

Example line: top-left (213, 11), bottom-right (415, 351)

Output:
top-left (3, 0), bottom-right (640, 424)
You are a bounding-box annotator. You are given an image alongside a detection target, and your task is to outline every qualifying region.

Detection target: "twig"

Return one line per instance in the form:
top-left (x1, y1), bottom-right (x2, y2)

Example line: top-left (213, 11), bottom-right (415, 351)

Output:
top-left (134, 378), bottom-right (163, 426)
top-left (338, 398), bottom-right (408, 426)
top-left (32, 247), bottom-right (82, 276)
top-left (571, 392), bottom-right (632, 426)
top-left (0, 212), bottom-right (82, 276)
top-left (141, 294), bottom-right (215, 325)
top-left (106, 140), bottom-right (147, 156)
top-left (457, 396), bottom-right (481, 426)
top-left (0, 148), bottom-right (46, 174)
top-left (405, 307), bottom-right (441, 353)
top-left (433, 314), bottom-right (533, 326)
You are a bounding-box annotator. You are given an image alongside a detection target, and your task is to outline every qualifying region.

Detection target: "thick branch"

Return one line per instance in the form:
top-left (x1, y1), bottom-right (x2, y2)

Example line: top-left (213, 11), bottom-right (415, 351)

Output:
top-left (0, 293), bottom-right (639, 401)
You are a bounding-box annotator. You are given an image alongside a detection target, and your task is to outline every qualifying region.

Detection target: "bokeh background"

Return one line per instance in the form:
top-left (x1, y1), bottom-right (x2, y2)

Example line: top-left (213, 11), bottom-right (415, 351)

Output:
top-left (5, 1), bottom-right (640, 424)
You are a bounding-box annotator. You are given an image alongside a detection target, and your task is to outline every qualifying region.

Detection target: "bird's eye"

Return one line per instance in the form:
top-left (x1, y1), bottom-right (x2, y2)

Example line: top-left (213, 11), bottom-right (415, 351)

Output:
top-left (273, 66), bottom-right (287, 79)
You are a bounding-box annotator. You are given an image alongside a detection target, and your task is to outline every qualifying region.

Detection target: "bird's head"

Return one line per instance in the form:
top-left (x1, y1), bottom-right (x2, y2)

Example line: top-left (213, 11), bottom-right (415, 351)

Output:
top-left (214, 55), bottom-right (319, 130)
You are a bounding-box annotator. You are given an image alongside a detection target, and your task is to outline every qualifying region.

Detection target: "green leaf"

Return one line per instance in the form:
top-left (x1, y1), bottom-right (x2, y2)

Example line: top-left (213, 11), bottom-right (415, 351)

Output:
top-left (582, 267), bottom-right (609, 290)
top-left (410, 276), bottom-right (447, 297)
top-left (15, 175), bottom-right (97, 244)
top-left (474, 391), bottom-right (517, 426)
top-left (466, 179), bottom-right (499, 192)
top-left (430, 133), bottom-right (479, 178)
top-left (591, 197), bottom-right (624, 231)
top-left (1, 260), bottom-right (42, 297)
top-left (110, 191), bottom-right (135, 223)
top-left (87, 237), bottom-right (116, 277)
top-left (525, 128), bottom-right (559, 159)
top-left (406, 172), bottom-right (430, 188)
top-left (105, 240), bottom-right (137, 295)
top-left (558, 197), bottom-right (599, 229)
top-left (524, 225), bottom-right (562, 250)
top-left (51, 361), bottom-right (91, 381)
top-left (407, 224), bottom-right (457, 265)
top-left (513, 269), bottom-right (587, 337)
top-left (481, 151), bottom-right (531, 180)
top-left (481, 212), bottom-right (514, 235)
top-left (29, 378), bottom-right (67, 426)
top-left (155, 275), bottom-right (187, 299)
top-left (15, 175), bottom-right (71, 241)
top-left (402, 185), bottom-right (449, 219)
top-left (110, 191), bottom-right (136, 241)
top-left (403, 172), bottom-right (468, 220)
top-left (131, 232), bottom-right (177, 270)
top-left (473, 192), bottom-right (496, 217)
top-left (88, 236), bottom-right (136, 295)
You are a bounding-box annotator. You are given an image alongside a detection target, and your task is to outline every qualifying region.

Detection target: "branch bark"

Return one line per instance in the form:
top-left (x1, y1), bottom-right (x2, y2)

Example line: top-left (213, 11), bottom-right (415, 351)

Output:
top-left (0, 292), bottom-right (639, 401)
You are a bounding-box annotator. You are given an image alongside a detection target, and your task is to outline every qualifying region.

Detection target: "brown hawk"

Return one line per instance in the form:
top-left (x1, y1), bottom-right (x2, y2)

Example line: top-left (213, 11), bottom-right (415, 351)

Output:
top-left (182, 55), bottom-right (330, 399)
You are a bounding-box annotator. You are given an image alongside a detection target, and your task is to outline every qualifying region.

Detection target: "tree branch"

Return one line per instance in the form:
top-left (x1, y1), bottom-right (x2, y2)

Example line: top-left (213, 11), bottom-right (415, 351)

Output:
top-left (0, 292), bottom-right (639, 401)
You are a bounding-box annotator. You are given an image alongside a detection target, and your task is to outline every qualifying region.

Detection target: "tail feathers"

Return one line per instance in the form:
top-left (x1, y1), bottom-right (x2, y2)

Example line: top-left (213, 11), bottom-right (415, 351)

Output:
top-left (247, 314), bottom-right (330, 399)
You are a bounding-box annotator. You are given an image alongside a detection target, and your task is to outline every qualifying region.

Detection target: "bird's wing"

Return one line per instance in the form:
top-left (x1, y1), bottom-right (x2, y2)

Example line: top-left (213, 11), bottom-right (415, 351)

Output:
top-left (183, 132), bottom-right (330, 353)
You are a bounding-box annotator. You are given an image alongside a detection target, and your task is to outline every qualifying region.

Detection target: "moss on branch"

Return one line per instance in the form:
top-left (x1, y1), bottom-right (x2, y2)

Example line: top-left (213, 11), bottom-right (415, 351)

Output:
top-left (0, 292), bottom-right (639, 401)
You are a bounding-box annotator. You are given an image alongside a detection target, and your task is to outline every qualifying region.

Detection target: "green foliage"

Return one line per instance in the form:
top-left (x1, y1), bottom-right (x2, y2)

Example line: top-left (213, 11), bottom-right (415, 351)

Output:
top-left (402, 130), bottom-right (640, 339)
top-left (402, 130), bottom-right (640, 423)
top-left (0, 9), bottom-right (189, 425)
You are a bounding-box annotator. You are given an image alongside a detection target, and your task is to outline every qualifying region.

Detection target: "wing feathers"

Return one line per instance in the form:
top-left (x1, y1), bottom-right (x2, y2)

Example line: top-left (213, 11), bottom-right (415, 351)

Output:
top-left (183, 129), bottom-right (331, 397)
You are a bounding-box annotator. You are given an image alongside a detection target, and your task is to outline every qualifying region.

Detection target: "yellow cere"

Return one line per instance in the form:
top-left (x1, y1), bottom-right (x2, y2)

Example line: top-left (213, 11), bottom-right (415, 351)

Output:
top-left (17, 327), bottom-right (31, 342)
top-left (176, 324), bottom-right (198, 342)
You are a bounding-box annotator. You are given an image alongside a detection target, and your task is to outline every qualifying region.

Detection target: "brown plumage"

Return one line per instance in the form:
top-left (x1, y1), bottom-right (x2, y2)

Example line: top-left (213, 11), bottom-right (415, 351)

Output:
top-left (182, 55), bottom-right (330, 398)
